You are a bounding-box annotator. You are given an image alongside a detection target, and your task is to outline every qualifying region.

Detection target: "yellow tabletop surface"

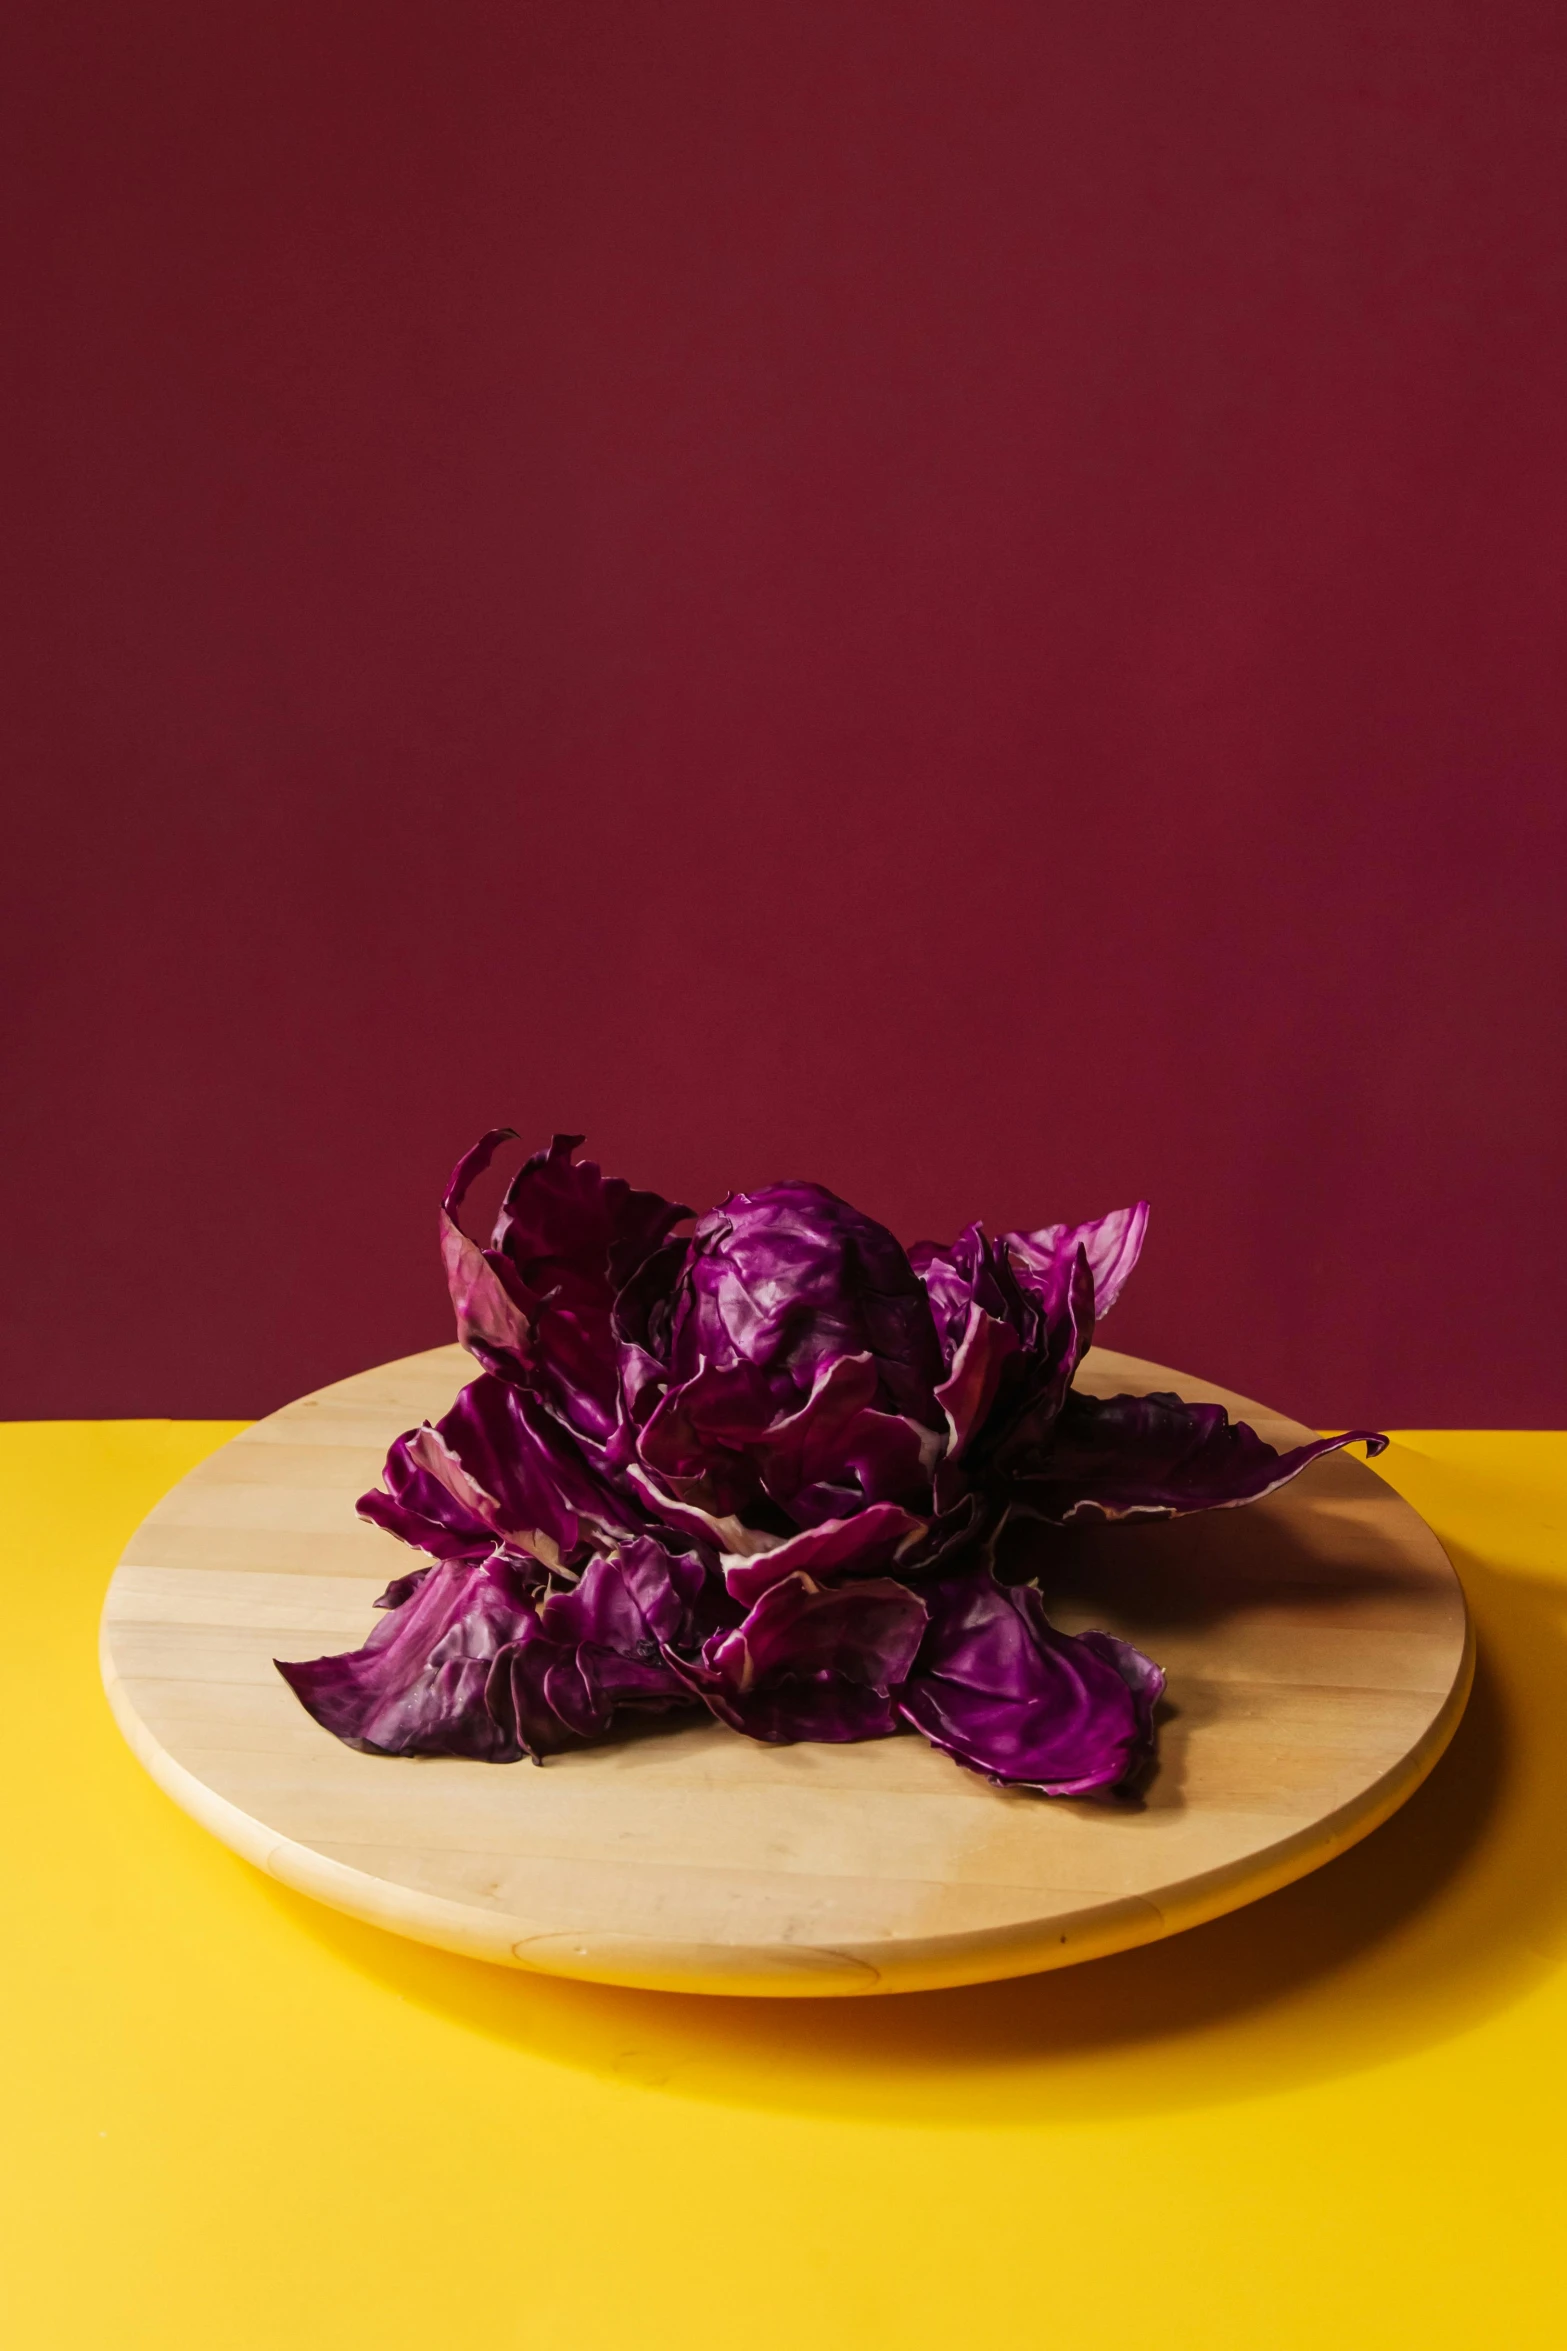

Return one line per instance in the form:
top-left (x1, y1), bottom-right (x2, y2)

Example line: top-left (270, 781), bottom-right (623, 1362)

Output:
top-left (5, 1420), bottom-right (1565, 2350)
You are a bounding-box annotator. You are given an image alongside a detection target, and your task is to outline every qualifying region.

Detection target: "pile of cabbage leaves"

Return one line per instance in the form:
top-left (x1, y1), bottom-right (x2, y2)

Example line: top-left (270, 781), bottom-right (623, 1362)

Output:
top-left (279, 1132), bottom-right (1383, 1796)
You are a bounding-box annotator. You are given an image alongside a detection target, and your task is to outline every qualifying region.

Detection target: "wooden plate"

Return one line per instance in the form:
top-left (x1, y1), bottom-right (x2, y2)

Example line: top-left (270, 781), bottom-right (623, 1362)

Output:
top-left (100, 1345), bottom-right (1470, 1997)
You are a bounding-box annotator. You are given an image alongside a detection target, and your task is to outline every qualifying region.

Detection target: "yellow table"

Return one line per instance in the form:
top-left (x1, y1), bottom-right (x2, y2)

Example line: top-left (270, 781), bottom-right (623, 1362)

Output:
top-left (5, 1423), bottom-right (1565, 2350)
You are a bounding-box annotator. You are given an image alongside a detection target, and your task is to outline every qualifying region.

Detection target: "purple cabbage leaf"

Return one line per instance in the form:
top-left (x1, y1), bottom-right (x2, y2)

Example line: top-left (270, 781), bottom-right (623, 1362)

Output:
top-left (1007, 1388), bottom-right (1387, 1526)
top-left (897, 1572), bottom-right (1165, 1795)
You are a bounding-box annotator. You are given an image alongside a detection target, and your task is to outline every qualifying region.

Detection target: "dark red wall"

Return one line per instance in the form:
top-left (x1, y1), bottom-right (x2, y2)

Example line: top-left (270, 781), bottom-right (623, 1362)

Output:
top-left (5, 2), bottom-right (1565, 1426)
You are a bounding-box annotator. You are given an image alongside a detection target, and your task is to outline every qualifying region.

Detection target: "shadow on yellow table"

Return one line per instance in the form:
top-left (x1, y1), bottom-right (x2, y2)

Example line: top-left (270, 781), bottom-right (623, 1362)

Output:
top-left (5, 1423), bottom-right (1566, 2350)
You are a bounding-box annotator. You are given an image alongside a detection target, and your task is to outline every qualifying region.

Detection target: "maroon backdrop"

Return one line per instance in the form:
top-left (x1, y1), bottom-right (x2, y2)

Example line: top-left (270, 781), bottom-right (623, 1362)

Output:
top-left (4, 1), bottom-right (1565, 1426)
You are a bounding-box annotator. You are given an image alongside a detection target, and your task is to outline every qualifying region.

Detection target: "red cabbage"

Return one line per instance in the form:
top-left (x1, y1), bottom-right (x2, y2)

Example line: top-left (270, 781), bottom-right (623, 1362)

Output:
top-left (279, 1134), bottom-right (1385, 1794)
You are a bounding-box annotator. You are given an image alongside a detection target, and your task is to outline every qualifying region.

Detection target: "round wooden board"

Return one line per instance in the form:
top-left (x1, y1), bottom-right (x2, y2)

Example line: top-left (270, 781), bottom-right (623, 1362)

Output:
top-left (101, 1345), bottom-right (1471, 1998)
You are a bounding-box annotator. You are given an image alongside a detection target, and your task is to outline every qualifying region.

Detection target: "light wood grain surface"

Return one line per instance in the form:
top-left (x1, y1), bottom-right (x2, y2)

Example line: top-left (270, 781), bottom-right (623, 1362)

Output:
top-left (100, 1345), bottom-right (1471, 1996)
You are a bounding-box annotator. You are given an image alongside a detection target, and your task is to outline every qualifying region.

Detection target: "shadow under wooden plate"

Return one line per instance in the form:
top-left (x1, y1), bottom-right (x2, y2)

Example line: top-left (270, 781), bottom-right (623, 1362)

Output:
top-left (99, 1345), bottom-right (1470, 1998)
